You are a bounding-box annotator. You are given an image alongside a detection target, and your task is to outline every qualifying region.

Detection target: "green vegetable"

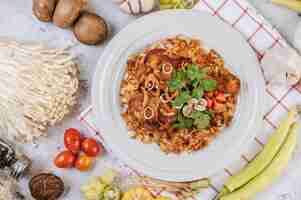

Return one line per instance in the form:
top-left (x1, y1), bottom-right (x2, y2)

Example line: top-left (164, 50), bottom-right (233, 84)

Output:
top-left (81, 177), bottom-right (106, 200)
top-left (187, 64), bottom-right (205, 81)
top-left (168, 69), bottom-right (187, 91)
top-left (81, 169), bottom-right (122, 200)
top-left (172, 91), bottom-right (190, 107)
top-left (272, 0), bottom-right (301, 12)
top-left (190, 178), bottom-right (211, 190)
top-left (168, 63), bottom-right (218, 130)
top-left (192, 87), bottom-right (204, 99)
top-left (193, 113), bottom-right (211, 129)
top-left (217, 110), bottom-right (297, 196)
top-left (100, 169), bottom-right (119, 185)
top-left (190, 111), bottom-right (207, 119)
top-left (172, 118), bottom-right (193, 129)
top-left (168, 79), bottom-right (182, 91)
top-left (103, 186), bottom-right (121, 200)
top-left (175, 69), bottom-right (187, 81)
top-left (202, 79), bottom-right (217, 91)
top-left (220, 122), bottom-right (299, 200)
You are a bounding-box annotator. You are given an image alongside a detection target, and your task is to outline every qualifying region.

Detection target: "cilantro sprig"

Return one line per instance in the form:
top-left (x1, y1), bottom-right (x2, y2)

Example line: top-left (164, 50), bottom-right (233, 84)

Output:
top-left (167, 63), bottom-right (217, 130)
top-left (168, 64), bottom-right (217, 105)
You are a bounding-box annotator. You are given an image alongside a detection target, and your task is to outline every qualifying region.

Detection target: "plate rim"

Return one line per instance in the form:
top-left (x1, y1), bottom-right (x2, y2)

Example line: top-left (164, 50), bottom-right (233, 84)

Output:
top-left (92, 9), bottom-right (265, 181)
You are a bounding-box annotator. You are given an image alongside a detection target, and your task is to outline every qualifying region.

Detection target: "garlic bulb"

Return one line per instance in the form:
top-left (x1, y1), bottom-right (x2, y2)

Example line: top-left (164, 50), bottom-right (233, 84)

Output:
top-left (261, 45), bottom-right (301, 86)
top-left (113, 0), bottom-right (156, 15)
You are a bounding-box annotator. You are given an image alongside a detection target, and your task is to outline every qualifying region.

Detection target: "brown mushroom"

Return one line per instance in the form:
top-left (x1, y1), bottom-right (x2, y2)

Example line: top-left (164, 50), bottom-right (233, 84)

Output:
top-left (73, 12), bottom-right (108, 45)
top-left (53, 0), bottom-right (86, 28)
top-left (29, 173), bottom-right (64, 200)
top-left (32, 0), bottom-right (58, 22)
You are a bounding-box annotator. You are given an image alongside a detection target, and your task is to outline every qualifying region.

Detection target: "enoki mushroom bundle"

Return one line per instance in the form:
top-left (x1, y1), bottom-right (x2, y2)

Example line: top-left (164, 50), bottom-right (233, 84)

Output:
top-left (0, 39), bottom-right (80, 143)
top-left (0, 173), bottom-right (24, 200)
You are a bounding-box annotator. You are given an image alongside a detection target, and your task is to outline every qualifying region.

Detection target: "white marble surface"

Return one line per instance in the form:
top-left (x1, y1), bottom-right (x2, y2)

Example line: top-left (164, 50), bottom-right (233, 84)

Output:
top-left (1, 0), bottom-right (301, 200)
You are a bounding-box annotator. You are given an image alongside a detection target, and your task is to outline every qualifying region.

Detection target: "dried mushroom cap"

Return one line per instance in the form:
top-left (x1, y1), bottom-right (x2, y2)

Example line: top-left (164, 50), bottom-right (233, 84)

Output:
top-left (29, 173), bottom-right (64, 200)
top-left (73, 12), bottom-right (108, 45)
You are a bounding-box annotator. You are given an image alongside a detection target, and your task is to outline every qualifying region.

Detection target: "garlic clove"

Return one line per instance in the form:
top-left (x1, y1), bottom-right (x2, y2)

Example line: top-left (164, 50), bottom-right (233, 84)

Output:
top-left (261, 45), bottom-right (301, 85)
top-left (120, 1), bottom-right (132, 14)
top-left (118, 0), bottom-right (156, 15)
top-left (130, 0), bottom-right (141, 14)
top-left (120, 0), bottom-right (140, 15)
top-left (141, 0), bottom-right (156, 12)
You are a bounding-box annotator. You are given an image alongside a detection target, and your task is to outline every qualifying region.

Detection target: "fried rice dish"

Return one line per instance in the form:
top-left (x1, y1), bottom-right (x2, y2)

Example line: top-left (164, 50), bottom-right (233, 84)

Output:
top-left (120, 36), bottom-right (240, 154)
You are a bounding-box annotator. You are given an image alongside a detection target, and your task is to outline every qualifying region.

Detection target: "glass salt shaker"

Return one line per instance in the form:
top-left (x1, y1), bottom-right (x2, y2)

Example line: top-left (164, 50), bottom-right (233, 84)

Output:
top-left (0, 138), bottom-right (31, 179)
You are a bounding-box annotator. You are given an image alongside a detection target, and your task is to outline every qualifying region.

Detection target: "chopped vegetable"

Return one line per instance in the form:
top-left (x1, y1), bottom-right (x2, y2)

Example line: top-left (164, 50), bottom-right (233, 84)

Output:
top-left (186, 64), bottom-right (205, 81)
top-left (122, 187), bottom-right (153, 200)
top-left (193, 114), bottom-right (211, 129)
top-left (167, 64), bottom-right (218, 130)
top-left (81, 169), bottom-right (121, 200)
top-left (202, 79), bottom-right (217, 92)
top-left (81, 177), bottom-right (106, 200)
top-left (220, 122), bottom-right (299, 200)
top-left (172, 91), bottom-right (191, 107)
top-left (217, 110), bottom-right (297, 196)
top-left (103, 186), bottom-right (121, 200)
top-left (192, 87), bottom-right (204, 99)
top-left (100, 169), bottom-right (119, 185)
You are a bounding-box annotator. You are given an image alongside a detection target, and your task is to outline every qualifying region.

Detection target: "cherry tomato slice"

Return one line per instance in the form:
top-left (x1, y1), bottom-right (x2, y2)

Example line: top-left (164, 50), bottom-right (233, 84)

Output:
top-left (75, 155), bottom-right (93, 171)
top-left (81, 138), bottom-right (103, 157)
top-left (54, 150), bottom-right (76, 168)
top-left (64, 128), bottom-right (82, 154)
top-left (206, 99), bottom-right (214, 109)
top-left (215, 93), bottom-right (226, 102)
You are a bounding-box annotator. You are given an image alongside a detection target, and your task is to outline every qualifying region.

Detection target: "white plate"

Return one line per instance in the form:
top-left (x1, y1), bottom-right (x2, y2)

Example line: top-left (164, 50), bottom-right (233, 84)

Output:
top-left (92, 10), bottom-right (265, 182)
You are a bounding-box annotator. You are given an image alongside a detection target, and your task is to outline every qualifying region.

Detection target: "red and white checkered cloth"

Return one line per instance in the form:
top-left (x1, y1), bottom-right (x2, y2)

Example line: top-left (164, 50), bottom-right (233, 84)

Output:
top-left (79, 0), bottom-right (301, 199)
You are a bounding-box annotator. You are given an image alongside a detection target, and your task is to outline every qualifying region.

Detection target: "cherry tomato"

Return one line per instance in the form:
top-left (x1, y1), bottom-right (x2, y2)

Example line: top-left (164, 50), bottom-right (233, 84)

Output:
top-left (75, 155), bottom-right (93, 171)
top-left (206, 99), bottom-right (214, 109)
top-left (54, 150), bottom-right (76, 168)
top-left (81, 138), bottom-right (103, 157)
top-left (215, 93), bottom-right (226, 102)
top-left (64, 128), bottom-right (82, 154)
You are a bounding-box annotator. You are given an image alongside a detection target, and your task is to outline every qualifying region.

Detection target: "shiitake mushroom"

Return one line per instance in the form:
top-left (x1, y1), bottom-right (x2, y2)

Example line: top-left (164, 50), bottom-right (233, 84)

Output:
top-left (33, 0), bottom-right (58, 22)
top-left (73, 12), bottom-right (108, 45)
top-left (29, 173), bottom-right (64, 200)
top-left (53, 0), bottom-right (86, 28)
